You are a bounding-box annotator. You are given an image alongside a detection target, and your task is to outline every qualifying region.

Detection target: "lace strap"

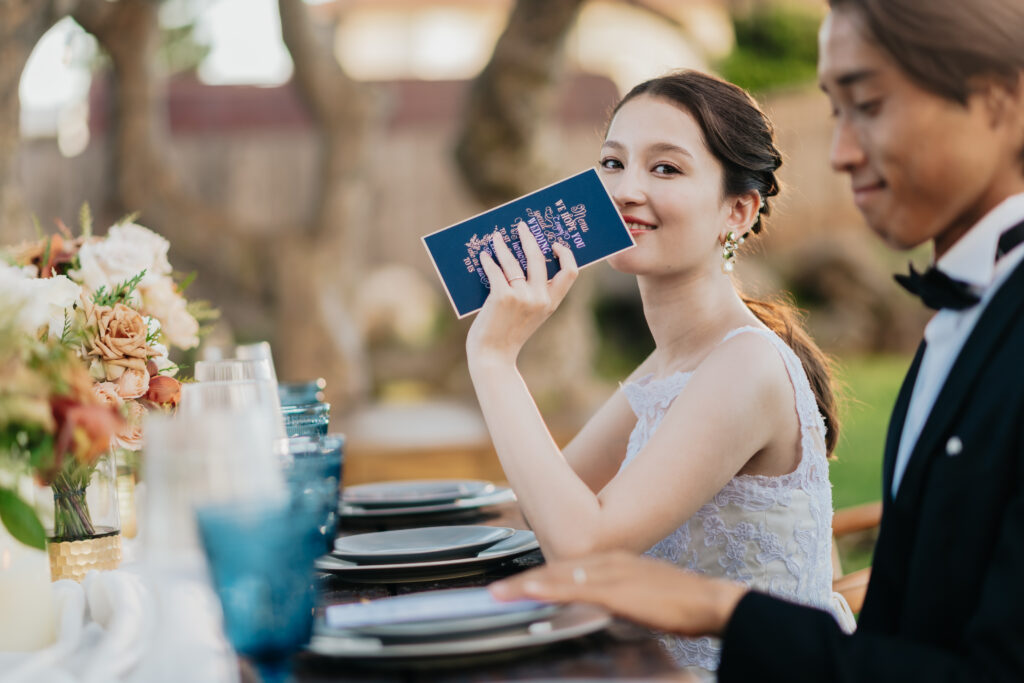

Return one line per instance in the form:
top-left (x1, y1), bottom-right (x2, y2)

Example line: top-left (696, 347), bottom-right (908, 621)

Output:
top-left (717, 326), bottom-right (829, 463)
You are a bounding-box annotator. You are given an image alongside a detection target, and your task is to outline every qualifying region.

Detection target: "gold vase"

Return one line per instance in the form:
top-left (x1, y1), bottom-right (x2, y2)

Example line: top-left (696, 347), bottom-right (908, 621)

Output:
top-left (47, 531), bottom-right (122, 582)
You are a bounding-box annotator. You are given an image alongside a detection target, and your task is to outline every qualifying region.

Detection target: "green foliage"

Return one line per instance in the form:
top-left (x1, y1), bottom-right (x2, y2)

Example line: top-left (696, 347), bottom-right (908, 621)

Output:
top-left (0, 488), bottom-right (46, 550)
top-left (187, 298), bottom-right (221, 337)
top-left (158, 23), bottom-right (211, 75)
top-left (92, 270), bottom-right (146, 308)
top-left (717, 4), bottom-right (823, 93)
top-left (79, 202), bottom-right (93, 239)
top-left (176, 270), bottom-right (197, 294)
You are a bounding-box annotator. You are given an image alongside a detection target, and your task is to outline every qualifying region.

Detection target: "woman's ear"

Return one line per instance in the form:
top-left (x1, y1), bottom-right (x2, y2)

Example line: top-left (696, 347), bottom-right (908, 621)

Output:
top-left (723, 190), bottom-right (761, 240)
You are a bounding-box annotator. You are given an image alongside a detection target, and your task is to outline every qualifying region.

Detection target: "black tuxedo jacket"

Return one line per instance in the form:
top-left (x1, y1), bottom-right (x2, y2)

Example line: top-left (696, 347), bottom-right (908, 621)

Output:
top-left (718, 255), bottom-right (1024, 682)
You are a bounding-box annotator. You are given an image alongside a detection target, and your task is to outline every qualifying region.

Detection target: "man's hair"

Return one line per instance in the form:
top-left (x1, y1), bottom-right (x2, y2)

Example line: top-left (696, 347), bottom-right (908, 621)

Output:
top-left (828, 0), bottom-right (1024, 104)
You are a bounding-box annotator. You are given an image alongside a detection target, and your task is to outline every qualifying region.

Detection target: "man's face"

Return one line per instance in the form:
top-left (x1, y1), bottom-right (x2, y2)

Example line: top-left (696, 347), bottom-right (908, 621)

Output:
top-left (817, 8), bottom-right (1024, 256)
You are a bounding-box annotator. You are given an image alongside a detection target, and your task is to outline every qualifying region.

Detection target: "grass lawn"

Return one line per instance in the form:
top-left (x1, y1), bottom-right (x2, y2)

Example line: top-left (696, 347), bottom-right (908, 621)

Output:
top-left (828, 353), bottom-right (914, 572)
top-left (829, 354), bottom-right (913, 507)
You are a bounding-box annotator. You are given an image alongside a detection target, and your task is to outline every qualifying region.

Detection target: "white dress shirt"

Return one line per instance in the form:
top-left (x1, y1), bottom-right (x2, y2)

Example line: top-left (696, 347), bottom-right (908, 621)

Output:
top-left (892, 192), bottom-right (1024, 496)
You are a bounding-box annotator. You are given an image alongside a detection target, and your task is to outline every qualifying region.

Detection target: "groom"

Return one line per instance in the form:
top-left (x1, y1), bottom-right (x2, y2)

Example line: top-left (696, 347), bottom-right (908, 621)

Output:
top-left (492, 0), bottom-right (1024, 679)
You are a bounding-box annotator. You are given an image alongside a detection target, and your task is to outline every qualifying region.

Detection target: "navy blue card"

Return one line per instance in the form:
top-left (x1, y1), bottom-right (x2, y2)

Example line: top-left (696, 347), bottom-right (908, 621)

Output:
top-left (423, 168), bottom-right (633, 318)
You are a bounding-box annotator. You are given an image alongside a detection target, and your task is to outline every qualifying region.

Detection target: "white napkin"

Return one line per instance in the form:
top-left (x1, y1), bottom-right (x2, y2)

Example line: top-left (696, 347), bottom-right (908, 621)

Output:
top-left (0, 567), bottom-right (238, 683)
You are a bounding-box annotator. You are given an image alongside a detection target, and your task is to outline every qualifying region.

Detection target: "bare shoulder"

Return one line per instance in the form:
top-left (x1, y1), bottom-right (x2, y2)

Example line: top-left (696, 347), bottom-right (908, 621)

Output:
top-left (693, 328), bottom-right (792, 406)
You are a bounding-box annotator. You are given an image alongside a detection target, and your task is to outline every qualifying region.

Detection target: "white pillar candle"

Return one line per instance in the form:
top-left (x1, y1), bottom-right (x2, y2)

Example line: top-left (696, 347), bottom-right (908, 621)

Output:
top-left (0, 528), bottom-right (56, 652)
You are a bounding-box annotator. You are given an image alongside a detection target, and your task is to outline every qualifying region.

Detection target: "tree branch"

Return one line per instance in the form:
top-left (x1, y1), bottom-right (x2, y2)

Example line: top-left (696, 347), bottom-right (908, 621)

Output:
top-left (73, 0), bottom-right (269, 298)
top-left (455, 0), bottom-right (588, 204)
top-left (277, 0), bottom-right (369, 242)
top-left (0, 0), bottom-right (82, 240)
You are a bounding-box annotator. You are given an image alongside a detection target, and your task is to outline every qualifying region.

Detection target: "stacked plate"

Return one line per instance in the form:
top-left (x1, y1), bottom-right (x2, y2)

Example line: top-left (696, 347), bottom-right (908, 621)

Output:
top-left (309, 587), bottom-right (610, 661)
top-left (338, 479), bottom-right (517, 522)
top-left (315, 524), bottom-right (539, 582)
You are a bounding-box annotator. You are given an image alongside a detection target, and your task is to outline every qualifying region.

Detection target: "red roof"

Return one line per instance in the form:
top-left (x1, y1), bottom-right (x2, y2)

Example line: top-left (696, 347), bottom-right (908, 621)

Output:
top-left (88, 72), bottom-right (619, 136)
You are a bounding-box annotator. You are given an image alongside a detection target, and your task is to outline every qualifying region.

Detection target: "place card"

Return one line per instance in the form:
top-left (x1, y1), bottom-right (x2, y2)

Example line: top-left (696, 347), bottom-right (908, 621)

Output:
top-left (422, 168), bottom-right (633, 318)
top-left (325, 587), bottom-right (547, 629)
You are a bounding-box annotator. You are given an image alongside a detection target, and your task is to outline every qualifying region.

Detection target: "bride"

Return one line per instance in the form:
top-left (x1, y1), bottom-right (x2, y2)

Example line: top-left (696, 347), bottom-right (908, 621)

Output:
top-left (466, 69), bottom-right (853, 677)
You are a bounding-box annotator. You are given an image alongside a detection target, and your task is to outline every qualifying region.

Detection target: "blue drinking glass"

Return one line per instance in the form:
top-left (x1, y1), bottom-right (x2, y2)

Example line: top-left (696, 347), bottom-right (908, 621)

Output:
top-left (280, 434), bottom-right (345, 553)
top-left (278, 378), bottom-right (326, 407)
top-left (196, 499), bottom-right (324, 683)
top-left (281, 402), bottom-right (331, 439)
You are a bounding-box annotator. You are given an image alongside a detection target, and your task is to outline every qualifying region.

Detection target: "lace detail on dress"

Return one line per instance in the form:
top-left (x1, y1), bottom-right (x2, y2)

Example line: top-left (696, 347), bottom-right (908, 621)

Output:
top-left (617, 326), bottom-right (840, 672)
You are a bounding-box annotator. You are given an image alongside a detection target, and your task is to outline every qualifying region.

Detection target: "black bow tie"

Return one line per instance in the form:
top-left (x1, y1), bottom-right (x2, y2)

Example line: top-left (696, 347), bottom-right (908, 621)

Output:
top-left (894, 220), bottom-right (1024, 310)
top-left (894, 264), bottom-right (979, 310)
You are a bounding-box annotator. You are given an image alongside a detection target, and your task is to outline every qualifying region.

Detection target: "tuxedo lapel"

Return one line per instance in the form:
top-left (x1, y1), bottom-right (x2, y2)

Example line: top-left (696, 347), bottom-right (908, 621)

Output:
top-left (894, 258), bottom-right (1024, 508)
top-left (882, 342), bottom-right (925, 502)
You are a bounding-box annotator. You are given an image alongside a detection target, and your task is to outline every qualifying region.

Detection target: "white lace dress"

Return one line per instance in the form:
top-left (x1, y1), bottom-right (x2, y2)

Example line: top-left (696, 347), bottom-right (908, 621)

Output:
top-left (616, 326), bottom-right (855, 676)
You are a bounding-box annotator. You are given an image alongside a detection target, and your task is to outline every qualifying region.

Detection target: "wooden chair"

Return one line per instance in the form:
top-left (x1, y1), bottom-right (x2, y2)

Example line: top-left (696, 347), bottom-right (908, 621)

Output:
top-left (831, 500), bottom-right (882, 613)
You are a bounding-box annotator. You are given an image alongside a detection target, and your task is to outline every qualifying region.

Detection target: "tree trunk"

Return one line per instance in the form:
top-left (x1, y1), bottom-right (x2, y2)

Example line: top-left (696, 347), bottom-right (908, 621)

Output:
top-left (0, 0), bottom-right (79, 242)
top-left (275, 0), bottom-right (373, 408)
top-left (72, 0), bottom-right (371, 409)
top-left (455, 0), bottom-right (605, 428)
top-left (455, 0), bottom-right (587, 205)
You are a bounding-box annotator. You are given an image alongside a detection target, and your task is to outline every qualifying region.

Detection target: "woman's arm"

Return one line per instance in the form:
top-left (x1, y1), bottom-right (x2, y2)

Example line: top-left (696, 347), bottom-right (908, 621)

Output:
top-left (489, 552), bottom-right (747, 637)
top-left (472, 329), bottom-right (790, 558)
top-left (468, 225), bottom-right (793, 560)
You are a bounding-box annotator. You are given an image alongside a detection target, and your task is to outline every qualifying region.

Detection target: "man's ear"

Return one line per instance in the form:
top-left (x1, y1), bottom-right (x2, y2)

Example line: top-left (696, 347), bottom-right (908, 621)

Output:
top-left (972, 73), bottom-right (1024, 131)
top-left (723, 190), bottom-right (761, 240)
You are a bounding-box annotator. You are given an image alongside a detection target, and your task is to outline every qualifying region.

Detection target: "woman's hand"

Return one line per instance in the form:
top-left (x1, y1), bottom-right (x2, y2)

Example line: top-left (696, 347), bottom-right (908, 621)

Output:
top-left (466, 222), bottom-right (578, 365)
top-left (489, 552), bottom-right (747, 638)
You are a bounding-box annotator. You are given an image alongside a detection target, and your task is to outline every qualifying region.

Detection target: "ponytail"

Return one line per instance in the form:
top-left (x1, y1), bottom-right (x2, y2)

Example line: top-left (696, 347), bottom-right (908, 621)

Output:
top-left (742, 296), bottom-right (840, 456)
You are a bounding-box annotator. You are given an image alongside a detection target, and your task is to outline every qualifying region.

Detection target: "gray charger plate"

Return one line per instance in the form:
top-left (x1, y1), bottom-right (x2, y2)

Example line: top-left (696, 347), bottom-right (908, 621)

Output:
top-left (315, 529), bottom-right (539, 583)
top-left (338, 486), bottom-right (516, 519)
top-left (342, 479), bottom-right (496, 508)
top-left (332, 525), bottom-right (515, 564)
top-left (308, 603), bottom-right (610, 659)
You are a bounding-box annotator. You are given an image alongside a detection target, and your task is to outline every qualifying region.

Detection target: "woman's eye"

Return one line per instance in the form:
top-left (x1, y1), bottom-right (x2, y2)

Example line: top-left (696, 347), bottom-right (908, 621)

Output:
top-left (652, 163), bottom-right (680, 175)
top-left (599, 157), bottom-right (623, 170)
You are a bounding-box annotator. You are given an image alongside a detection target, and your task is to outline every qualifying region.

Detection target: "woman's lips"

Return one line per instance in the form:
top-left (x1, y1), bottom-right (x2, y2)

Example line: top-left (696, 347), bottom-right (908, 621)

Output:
top-left (622, 216), bottom-right (656, 234)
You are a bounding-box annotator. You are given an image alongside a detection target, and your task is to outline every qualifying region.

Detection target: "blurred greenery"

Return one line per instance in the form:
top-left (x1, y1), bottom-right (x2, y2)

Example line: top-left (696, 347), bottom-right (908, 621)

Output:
top-left (593, 296), bottom-right (654, 378)
top-left (717, 3), bottom-right (823, 93)
top-left (830, 353), bottom-right (911, 507)
top-left (830, 353), bottom-right (912, 573)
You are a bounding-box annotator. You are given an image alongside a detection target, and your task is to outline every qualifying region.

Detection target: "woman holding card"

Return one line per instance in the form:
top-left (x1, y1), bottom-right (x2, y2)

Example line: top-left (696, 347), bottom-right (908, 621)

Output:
top-left (467, 70), bottom-right (850, 677)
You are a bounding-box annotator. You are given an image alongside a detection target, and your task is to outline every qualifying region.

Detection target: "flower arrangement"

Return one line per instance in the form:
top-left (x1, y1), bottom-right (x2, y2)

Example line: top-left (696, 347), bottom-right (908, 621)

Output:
top-left (0, 207), bottom-right (214, 548)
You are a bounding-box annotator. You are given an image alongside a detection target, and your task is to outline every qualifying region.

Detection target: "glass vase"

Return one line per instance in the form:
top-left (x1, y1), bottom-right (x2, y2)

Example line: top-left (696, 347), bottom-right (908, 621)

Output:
top-left (114, 448), bottom-right (139, 540)
top-left (42, 451), bottom-right (122, 582)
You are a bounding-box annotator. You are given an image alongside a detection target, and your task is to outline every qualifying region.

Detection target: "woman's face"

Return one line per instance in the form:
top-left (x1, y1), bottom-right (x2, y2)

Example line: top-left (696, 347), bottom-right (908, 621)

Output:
top-left (599, 94), bottom-right (743, 277)
top-left (818, 8), bottom-right (1024, 256)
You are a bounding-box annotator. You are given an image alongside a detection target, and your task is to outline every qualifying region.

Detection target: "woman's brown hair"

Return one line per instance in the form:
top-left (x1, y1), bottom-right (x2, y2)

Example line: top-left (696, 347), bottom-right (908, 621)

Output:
top-left (611, 70), bottom-right (840, 455)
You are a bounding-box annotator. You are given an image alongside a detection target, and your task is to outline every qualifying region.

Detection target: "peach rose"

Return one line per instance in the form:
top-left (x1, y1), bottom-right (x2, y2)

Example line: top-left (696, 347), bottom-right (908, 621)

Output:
top-left (113, 400), bottom-right (146, 451)
top-left (93, 381), bottom-right (124, 407)
top-left (81, 300), bottom-right (152, 381)
top-left (115, 367), bottom-right (150, 400)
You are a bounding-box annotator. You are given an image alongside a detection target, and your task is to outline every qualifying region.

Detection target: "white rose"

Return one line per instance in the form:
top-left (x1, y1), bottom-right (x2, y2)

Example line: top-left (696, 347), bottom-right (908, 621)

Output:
top-left (0, 264), bottom-right (82, 338)
top-left (71, 222), bottom-right (172, 295)
top-left (149, 340), bottom-right (177, 377)
top-left (140, 277), bottom-right (199, 350)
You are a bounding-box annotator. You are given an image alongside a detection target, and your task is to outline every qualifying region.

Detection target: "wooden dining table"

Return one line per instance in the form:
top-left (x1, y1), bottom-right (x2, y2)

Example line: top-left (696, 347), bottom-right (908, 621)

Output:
top-left (288, 500), bottom-right (692, 682)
